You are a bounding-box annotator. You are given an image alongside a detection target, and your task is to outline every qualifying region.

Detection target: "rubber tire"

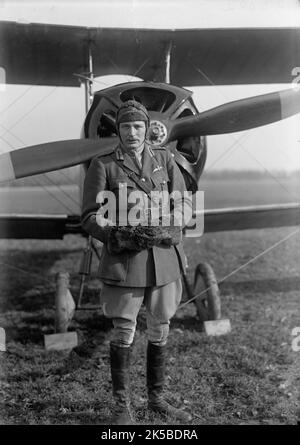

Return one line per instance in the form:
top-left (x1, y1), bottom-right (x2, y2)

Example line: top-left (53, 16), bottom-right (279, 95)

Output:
top-left (193, 262), bottom-right (221, 323)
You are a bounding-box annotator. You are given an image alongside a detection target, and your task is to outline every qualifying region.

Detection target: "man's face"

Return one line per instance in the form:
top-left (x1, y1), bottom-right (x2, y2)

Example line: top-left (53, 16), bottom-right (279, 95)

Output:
top-left (119, 120), bottom-right (147, 151)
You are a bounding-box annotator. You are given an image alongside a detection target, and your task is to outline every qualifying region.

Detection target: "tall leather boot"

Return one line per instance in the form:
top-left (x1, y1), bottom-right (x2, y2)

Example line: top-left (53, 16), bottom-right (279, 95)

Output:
top-left (147, 342), bottom-right (192, 423)
top-left (110, 343), bottom-right (134, 425)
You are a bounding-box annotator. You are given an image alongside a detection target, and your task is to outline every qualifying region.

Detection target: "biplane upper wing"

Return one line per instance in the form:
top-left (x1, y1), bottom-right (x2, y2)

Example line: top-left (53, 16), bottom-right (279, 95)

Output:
top-left (0, 21), bottom-right (299, 86)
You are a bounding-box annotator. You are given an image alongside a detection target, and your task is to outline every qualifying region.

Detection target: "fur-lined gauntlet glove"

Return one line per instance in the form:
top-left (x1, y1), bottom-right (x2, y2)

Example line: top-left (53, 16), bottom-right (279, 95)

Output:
top-left (107, 224), bottom-right (182, 254)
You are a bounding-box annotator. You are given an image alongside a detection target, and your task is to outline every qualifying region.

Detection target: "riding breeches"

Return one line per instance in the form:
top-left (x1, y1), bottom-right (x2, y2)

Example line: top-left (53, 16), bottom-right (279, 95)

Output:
top-left (100, 278), bottom-right (182, 347)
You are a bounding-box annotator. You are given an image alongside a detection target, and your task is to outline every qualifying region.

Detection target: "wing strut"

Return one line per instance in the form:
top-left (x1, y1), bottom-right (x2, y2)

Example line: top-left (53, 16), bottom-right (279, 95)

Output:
top-left (73, 38), bottom-right (95, 114)
top-left (85, 38), bottom-right (94, 113)
top-left (165, 41), bottom-right (172, 84)
top-left (78, 38), bottom-right (95, 308)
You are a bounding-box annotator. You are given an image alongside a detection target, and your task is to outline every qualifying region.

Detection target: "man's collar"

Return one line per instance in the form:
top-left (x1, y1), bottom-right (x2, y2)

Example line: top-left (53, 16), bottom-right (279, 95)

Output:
top-left (115, 145), bottom-right (124, 161)
top-left (114, 145), bottom-right (141, 174)
top-left (119, 143), bottom-right (145, 157)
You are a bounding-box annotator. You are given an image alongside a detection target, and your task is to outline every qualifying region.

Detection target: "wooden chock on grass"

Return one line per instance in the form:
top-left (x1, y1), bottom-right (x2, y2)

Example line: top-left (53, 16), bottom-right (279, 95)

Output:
top-left (0, 327), bottom-right (6, 352)
top-left (44, 272), bottom-right (77, 351)
top-left (54, 272), bottom-right (76, 333)
top-left (44, 331), bottom-right (78, 351)
top-left (204, 319), bottom-right (231, 336)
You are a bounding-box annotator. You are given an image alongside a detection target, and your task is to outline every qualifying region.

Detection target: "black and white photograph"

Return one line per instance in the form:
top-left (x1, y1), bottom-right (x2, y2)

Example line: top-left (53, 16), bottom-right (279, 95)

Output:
top-left (0, 0), bottom-right (299, 430)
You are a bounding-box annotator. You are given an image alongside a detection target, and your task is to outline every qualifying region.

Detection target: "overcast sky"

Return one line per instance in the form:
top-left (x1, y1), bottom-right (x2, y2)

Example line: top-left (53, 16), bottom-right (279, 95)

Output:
top-left (0, 0), bottom-right (300, 172)
top-left (2, 0), bottom-right (300, 28)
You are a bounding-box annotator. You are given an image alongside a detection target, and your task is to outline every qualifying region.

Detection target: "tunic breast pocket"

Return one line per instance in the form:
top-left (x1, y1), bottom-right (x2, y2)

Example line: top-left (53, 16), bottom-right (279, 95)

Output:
top-left (109, 177), bottom-right (137, 206)
top-left (151, 170), bottom-right (169, 191)
top-left (109, 176), bottom-right (136, 192)
top-left (108, 177), bottom-right (140, 223)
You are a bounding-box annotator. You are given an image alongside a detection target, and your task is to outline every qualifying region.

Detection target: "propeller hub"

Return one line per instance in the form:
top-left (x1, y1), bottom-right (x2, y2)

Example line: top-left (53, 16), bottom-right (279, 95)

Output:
top-left (148, 120), bottom-right (168, 146)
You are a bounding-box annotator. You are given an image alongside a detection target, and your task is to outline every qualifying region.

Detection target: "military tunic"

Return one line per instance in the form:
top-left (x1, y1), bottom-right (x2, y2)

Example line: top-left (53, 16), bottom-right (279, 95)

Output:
top-left (81, 142), bottom-right (189, 287)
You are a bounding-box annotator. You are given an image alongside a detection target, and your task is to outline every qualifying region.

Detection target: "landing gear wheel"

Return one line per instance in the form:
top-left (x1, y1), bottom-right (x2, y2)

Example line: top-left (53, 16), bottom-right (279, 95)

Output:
top-left (193, 262), bottom-right (221, 323)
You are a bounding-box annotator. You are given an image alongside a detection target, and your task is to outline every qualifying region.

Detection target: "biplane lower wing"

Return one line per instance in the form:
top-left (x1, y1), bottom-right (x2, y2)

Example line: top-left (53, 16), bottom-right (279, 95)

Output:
top-left (0, 214), bottom-right (82, 239)
top-left (198, 203), bottom-right (300, 234)
top-left (1, 203), bottom-right (299, 239)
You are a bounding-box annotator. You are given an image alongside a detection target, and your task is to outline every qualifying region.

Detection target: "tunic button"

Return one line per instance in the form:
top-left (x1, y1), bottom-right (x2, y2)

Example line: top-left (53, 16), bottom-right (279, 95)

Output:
top-left (141, 178), bottom-right (146, 182)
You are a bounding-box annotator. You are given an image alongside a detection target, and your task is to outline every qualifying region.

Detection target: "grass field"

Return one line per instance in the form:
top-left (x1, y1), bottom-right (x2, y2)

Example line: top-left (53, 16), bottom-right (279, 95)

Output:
top-left (0, 224), bottom-right (299, 425)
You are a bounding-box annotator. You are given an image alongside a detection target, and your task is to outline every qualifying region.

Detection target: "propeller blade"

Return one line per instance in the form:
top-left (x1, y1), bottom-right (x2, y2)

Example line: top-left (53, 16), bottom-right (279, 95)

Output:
top-left (0, 138), bottom-right (117, 182)
top-left (167, 87), bottom-right (300, 140)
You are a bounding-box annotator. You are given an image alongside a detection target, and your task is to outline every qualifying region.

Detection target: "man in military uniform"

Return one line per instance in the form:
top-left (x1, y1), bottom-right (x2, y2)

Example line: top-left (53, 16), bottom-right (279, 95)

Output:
top-left (81, 100), bottom-right (192, 424)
